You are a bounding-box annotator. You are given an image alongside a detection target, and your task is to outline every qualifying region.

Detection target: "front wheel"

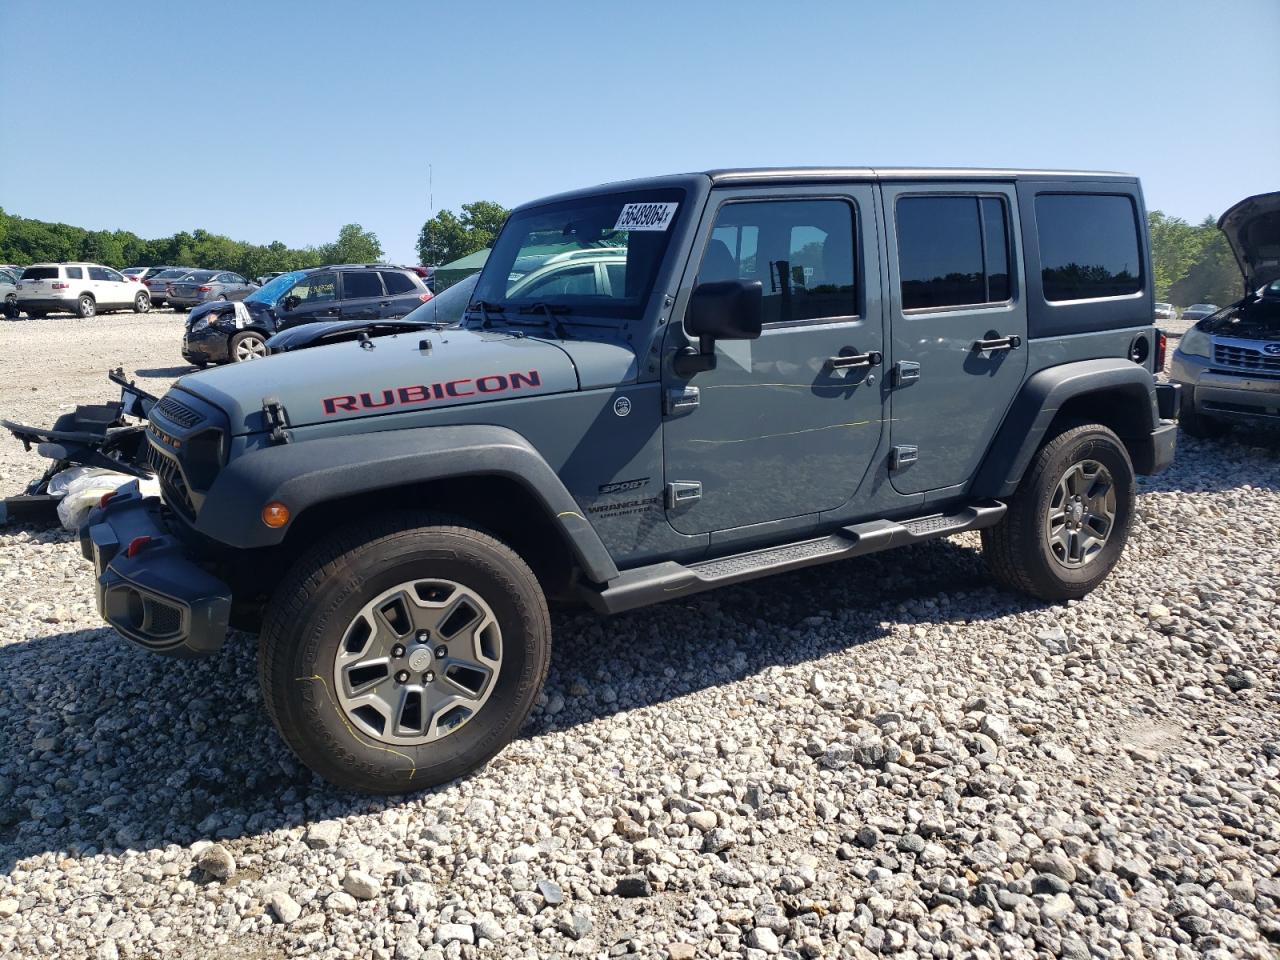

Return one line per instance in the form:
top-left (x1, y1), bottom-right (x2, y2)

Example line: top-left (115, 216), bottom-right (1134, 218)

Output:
top-left (258, 513), bottom-right (551, 793)
top-left (229, 330), bottom-right (268, 361)
top-left (133, 292), bottom-right (151, 313)
top-left (982, 423), bottom-right (1135, 601)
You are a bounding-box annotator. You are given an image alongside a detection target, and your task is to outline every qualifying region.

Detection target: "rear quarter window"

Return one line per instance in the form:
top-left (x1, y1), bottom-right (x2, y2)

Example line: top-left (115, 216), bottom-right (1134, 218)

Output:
top-left (381, 271), bottom-right (418, 295)
top-left (1035, 194), bottom-right (1143, 302)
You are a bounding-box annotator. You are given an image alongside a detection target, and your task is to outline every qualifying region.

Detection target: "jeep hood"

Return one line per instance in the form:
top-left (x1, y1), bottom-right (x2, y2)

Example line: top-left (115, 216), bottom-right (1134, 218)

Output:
top-left (1218, 191), bottom-right (1280, 294)
top-left (176, 328), bottom-right (581, 435)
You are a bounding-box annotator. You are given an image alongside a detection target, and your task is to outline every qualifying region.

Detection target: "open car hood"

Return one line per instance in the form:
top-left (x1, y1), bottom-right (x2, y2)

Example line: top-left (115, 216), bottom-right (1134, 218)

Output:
top-left (1218, 191), bottom-right (1280, 294)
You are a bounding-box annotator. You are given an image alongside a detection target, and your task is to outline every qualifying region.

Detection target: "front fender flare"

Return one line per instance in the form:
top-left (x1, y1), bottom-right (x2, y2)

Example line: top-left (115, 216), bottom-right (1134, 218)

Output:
top-left (971, 358), bottom-right (1158, 499)
top-left (194, 425), bottom-right (619, 583)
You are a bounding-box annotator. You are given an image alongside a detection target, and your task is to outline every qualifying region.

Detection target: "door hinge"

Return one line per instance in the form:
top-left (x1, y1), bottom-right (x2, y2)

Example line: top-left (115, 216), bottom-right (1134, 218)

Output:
top-left (665, 385), bottom-right (700, 416)
top-left (893, 361), bottom-right (921, 387)
top-left (666, 481), bottom-right (702, 508)
top-left (890, 445), bottom-right (918, 470)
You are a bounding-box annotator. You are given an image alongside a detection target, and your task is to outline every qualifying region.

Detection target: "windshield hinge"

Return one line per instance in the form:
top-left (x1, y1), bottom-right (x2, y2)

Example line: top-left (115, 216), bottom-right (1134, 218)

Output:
top-left (262, 396), bottom-right (292, 444)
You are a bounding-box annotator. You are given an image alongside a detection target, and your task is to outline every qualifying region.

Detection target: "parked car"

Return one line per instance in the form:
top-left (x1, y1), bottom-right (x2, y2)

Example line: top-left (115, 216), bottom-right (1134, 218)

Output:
top-left (182, 264), bottom-right (431, 364)
top-left (1153, 301), bottom-right (1176, 322)
top-left (15, 263), bottom-right (150, 317)
top-left (257, 272), bottom-right (286, 286)
top-left (166, 270), bottom-right (259, 311)
top-left (122, 266), bottom-right (179, 284)
top-left (1180, 303), bottom-right (1219, 325)
top-left (144, 267), bottom-right (198, 308)
top-left (84, 167), bottom-right (1177, 793)
top-left (1170, 191), bottom-right (1280, 438)
top-left (266, 273), bottom-right (476, 354)
top-left (0, 268), bottom-right (17, 318)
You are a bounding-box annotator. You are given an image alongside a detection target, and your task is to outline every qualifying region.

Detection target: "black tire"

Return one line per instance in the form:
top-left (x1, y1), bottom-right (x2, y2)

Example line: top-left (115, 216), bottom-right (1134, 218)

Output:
top-left (133, 292), bottom-right (151, 314)
top-left (77, 295), bottom-right (96, 318)
top-left (3, 296), bottom-right (16, 320)
top-left (259, 512), bottom-right (551, 794)
top-left (982, 423), bottom-right (1135, 601)
top-left (1179, 407), bottom-right (1229, 439)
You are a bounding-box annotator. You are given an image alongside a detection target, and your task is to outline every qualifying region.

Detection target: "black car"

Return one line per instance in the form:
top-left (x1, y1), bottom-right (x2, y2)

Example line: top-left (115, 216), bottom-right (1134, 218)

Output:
top-left (182, 265), bottom-right (431, 365)
top-left (265, 273), bottom-right (478, 354)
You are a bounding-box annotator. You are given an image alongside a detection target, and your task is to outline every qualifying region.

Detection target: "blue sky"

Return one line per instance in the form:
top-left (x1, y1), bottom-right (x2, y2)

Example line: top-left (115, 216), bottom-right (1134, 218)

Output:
top-left (2, 0), bottom-right (1276, 264)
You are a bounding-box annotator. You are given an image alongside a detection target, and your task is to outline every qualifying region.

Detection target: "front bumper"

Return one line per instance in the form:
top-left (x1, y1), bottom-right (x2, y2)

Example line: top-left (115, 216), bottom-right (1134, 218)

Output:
top-left (181, 324), bottom-right (232, 364)
top-left (80, 483), bottom-right (231, 657)
top-left (1169, 350), bottom-right (1280, 424)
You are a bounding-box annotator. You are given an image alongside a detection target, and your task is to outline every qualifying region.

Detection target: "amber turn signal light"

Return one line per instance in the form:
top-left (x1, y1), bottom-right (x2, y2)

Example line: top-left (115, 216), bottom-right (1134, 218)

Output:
top-left (261, 502), bottom-right (290, 528)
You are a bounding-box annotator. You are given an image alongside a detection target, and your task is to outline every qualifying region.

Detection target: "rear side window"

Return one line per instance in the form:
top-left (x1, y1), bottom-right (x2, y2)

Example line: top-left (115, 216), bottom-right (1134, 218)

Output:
top-left (896, 195), bottom-right (1011, 310)
top-left (1035, 194), bottom-right (1142, 302)
top-left (701, 198), bottom-right (858, 325)
top-left (380, 271), bottom-right (417, 295)
top-left (65, 267), bottom-right (84, 280)
top-left (22, 267), bottom-right (59, 280)
top-left (342, 271), bottom-right (384, 299)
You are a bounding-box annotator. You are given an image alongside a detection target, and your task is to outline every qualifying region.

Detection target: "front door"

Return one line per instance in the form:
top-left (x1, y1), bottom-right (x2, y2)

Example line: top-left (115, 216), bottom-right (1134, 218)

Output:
top-left (662, 187), bottom-right (885, 535)
top-left (882, 184), bottom-right (1028, 495)
top-left (338, 270), bottom-right (385, 322)
top-left (278, 270), bottom-right (340, 328)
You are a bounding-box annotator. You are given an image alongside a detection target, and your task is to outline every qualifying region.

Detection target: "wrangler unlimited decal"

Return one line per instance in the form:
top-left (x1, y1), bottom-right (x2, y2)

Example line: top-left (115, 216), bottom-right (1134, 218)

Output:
top-left (322, 370), bottom-right (543, 415)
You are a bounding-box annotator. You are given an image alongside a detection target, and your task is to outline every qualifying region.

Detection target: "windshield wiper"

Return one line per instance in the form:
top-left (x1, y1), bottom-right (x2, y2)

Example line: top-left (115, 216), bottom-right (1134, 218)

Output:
top-left (516, 302), bottom-right (570, 339)
top-left (466, 299), bottom-right (506, 328)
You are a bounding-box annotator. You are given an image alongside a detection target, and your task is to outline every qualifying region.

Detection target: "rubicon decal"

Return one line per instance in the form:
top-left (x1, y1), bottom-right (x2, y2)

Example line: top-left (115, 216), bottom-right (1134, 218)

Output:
top-left (323, 370), bottom-right (542, 415)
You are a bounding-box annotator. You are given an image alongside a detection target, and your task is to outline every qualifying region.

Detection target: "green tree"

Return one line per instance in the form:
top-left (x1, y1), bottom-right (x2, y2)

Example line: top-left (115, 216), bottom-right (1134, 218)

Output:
top-left (318, 223), bottom-right (384, 265)
top-left (417, 201), bottom-right (510, 265)
top-left (1147, 211), bottom-right (1204, 300)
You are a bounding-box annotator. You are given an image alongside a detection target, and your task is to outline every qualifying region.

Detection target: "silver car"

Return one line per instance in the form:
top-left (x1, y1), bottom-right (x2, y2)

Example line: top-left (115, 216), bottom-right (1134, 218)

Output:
top-left (1169, 191), bottom-right (1280, 437)
top-left (166, 270), bottom-right (259, 311)
top-left (145, 267), bottom-right (198, 307)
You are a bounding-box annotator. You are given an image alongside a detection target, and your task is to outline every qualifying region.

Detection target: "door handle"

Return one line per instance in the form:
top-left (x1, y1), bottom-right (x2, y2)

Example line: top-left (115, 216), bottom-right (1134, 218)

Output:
top-left (973, 335), bottom-right (1022, 352)
top-left (826, 350), bottom-right (883, 370)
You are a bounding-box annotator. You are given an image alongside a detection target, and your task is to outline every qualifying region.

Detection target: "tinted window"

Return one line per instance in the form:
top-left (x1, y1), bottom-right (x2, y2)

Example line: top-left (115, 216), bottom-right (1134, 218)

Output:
top-left (381, 271), bottom-right (417, 295)
top-left (342, 271), bottom-right (383, 299)
top-left (897, 196), bottom-right (1011, 310)
top-left (22, 266), bottom-right (59, 280)
top-left (89, 267), bottom-right (110, 281)
top-left (701, 199), bottom-right (857, 325)
top-left (1036, 194), bottom-right (1142, 302)
top-left (290, 272), bottom-right (337, 302)
top-left (65, 267), bottom-right (84, 279)
top-left (105, 268), bottom-right (125, 282)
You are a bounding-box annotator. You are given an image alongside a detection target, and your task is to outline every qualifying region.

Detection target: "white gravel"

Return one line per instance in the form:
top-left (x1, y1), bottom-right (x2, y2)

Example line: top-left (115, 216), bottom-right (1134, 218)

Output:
top-left (1, 314), bottom-right (1278, 959)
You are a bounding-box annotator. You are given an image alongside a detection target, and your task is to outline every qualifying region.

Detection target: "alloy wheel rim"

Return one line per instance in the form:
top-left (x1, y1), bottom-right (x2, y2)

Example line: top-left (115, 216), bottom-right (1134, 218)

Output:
top-left (332, 578), bottom-right (503, 745)
top-left (235, 335), bottom-right (267, 360)
top-left (81, 298), bottom-right (94, 316)
top-left (1045, 459), bottom-right (1116, 568)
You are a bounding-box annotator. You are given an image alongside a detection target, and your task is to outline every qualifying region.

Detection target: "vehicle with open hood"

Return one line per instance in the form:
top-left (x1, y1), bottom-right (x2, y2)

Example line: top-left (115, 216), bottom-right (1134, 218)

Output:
top-left (1169, 191), bottom-right (1280, 437)
top-left (70, 167), bottom-right (1177, 793)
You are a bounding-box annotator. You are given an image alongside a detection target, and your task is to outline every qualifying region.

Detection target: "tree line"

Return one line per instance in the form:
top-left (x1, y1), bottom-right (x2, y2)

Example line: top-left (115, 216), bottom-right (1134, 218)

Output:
top-left (0, 208), bottom-right (384, 278)
top-left (1, 201), bottom-right (1245, 307)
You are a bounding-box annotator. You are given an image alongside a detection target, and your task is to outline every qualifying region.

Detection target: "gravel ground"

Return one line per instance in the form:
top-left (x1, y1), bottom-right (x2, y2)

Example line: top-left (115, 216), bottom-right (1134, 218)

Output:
top-left (0, 314), bottom-right (1278, 960)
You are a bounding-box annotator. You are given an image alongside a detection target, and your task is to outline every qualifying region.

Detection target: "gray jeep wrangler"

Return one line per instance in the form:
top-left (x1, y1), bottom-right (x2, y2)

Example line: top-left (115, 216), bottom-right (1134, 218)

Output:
top-left (81, 168), bottom-right (1179, 793)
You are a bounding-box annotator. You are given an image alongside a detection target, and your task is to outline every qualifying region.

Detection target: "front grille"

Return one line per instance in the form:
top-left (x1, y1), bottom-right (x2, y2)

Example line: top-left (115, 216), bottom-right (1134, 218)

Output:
top-left (145, 441), bottom-right (195, 519)
top-left (154, 395), bottom-right (203, 429)
top-left (1213, 342), bottom-right (1280, 374)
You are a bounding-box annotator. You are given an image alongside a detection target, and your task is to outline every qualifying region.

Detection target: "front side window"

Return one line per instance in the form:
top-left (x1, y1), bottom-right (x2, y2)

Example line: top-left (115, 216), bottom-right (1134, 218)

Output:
top-left (472, 188), bottom-right (685, 320)
top-left (290, 272), bottom-right (337, 302)
top-left (700, 198), bottom-right (857, 325)
top-left (896, 195), bottom-right (1011, 310)
top-left (1035, 193), bottom-right (1142, 302)
top-left (342, 271), bottom-right (383, 299)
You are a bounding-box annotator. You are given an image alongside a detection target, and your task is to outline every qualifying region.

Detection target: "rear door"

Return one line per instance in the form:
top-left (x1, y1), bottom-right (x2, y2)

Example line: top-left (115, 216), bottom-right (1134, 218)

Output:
top-left (379, 270), bottom-right (425, 318)
top-left (338, 270), bottom-right (385, 321)
top-left (882, 182), bottom-right (1028, 495)
top-left (662, 185), bottom-right (885, 535)
top-left (226, 274), bottom-right (252, 300)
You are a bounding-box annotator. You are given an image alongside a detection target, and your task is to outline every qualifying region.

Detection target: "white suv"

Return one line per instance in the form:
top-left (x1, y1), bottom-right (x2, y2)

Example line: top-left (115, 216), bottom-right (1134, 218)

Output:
top-left (15, 263), bottom-right (151, 318)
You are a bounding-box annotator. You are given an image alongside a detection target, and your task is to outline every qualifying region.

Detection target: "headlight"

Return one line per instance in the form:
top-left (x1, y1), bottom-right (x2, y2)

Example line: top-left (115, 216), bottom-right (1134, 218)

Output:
top-left (1178, 325), bottom-right (1212, 359)
top-left (189, 316), bottom-right (210, 333)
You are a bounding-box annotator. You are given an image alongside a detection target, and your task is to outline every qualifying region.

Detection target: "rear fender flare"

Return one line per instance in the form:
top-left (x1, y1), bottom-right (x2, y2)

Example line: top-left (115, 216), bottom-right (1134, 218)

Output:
top-left (971, 358), bottom-right (1158, 498)
top-left (194, 424), bottom-right (619, 583)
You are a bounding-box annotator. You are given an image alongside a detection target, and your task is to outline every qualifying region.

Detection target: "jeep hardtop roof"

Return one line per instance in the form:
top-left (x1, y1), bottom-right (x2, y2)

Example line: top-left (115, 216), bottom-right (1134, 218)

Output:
top-left (514, 167), bottom-right (1137, 213)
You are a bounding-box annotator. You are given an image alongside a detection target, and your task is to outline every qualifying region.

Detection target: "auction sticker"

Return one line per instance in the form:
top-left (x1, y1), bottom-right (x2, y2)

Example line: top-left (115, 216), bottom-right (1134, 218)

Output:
top-left (614, 202), bottom-right (678, 231)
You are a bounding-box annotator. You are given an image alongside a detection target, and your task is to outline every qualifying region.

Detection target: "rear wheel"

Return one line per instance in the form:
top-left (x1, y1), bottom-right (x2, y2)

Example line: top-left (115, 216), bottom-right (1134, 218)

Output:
top-left (983, 423), bottom-right (1135, 601)
top-left (77, 295), bottom-right (96, 318)
top-left (259, 513), bottom-right (551, 793)
top-left (230, 330), bottom-right (268, 361)
top-left (133, 292), bottom-right (151, 313)
top-left (3, 295), bottom-right (16, 319)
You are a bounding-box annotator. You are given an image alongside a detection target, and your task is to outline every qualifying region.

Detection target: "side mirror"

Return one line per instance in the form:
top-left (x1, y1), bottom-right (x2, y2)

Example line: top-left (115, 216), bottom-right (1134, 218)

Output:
top-left (282, 294), bottom-right (301, 311)
top-left (675, 279), bottom-right (762, 376)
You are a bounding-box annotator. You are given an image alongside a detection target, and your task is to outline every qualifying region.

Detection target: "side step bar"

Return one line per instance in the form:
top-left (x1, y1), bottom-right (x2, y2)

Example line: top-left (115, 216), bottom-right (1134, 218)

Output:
top-left (579, 500), bottom-right (1006, 615)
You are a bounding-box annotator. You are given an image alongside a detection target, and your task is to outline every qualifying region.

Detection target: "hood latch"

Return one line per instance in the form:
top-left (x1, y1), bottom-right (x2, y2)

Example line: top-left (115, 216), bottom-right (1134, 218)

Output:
top-left (262, 396), bottom-right (293, 445)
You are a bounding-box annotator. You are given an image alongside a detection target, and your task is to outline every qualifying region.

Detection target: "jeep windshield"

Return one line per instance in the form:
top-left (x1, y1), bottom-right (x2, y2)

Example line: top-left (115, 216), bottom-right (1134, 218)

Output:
top-left (246, 270), bottom-right (305, 305)
top-left (468, 188), bottom-right (685, 326)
